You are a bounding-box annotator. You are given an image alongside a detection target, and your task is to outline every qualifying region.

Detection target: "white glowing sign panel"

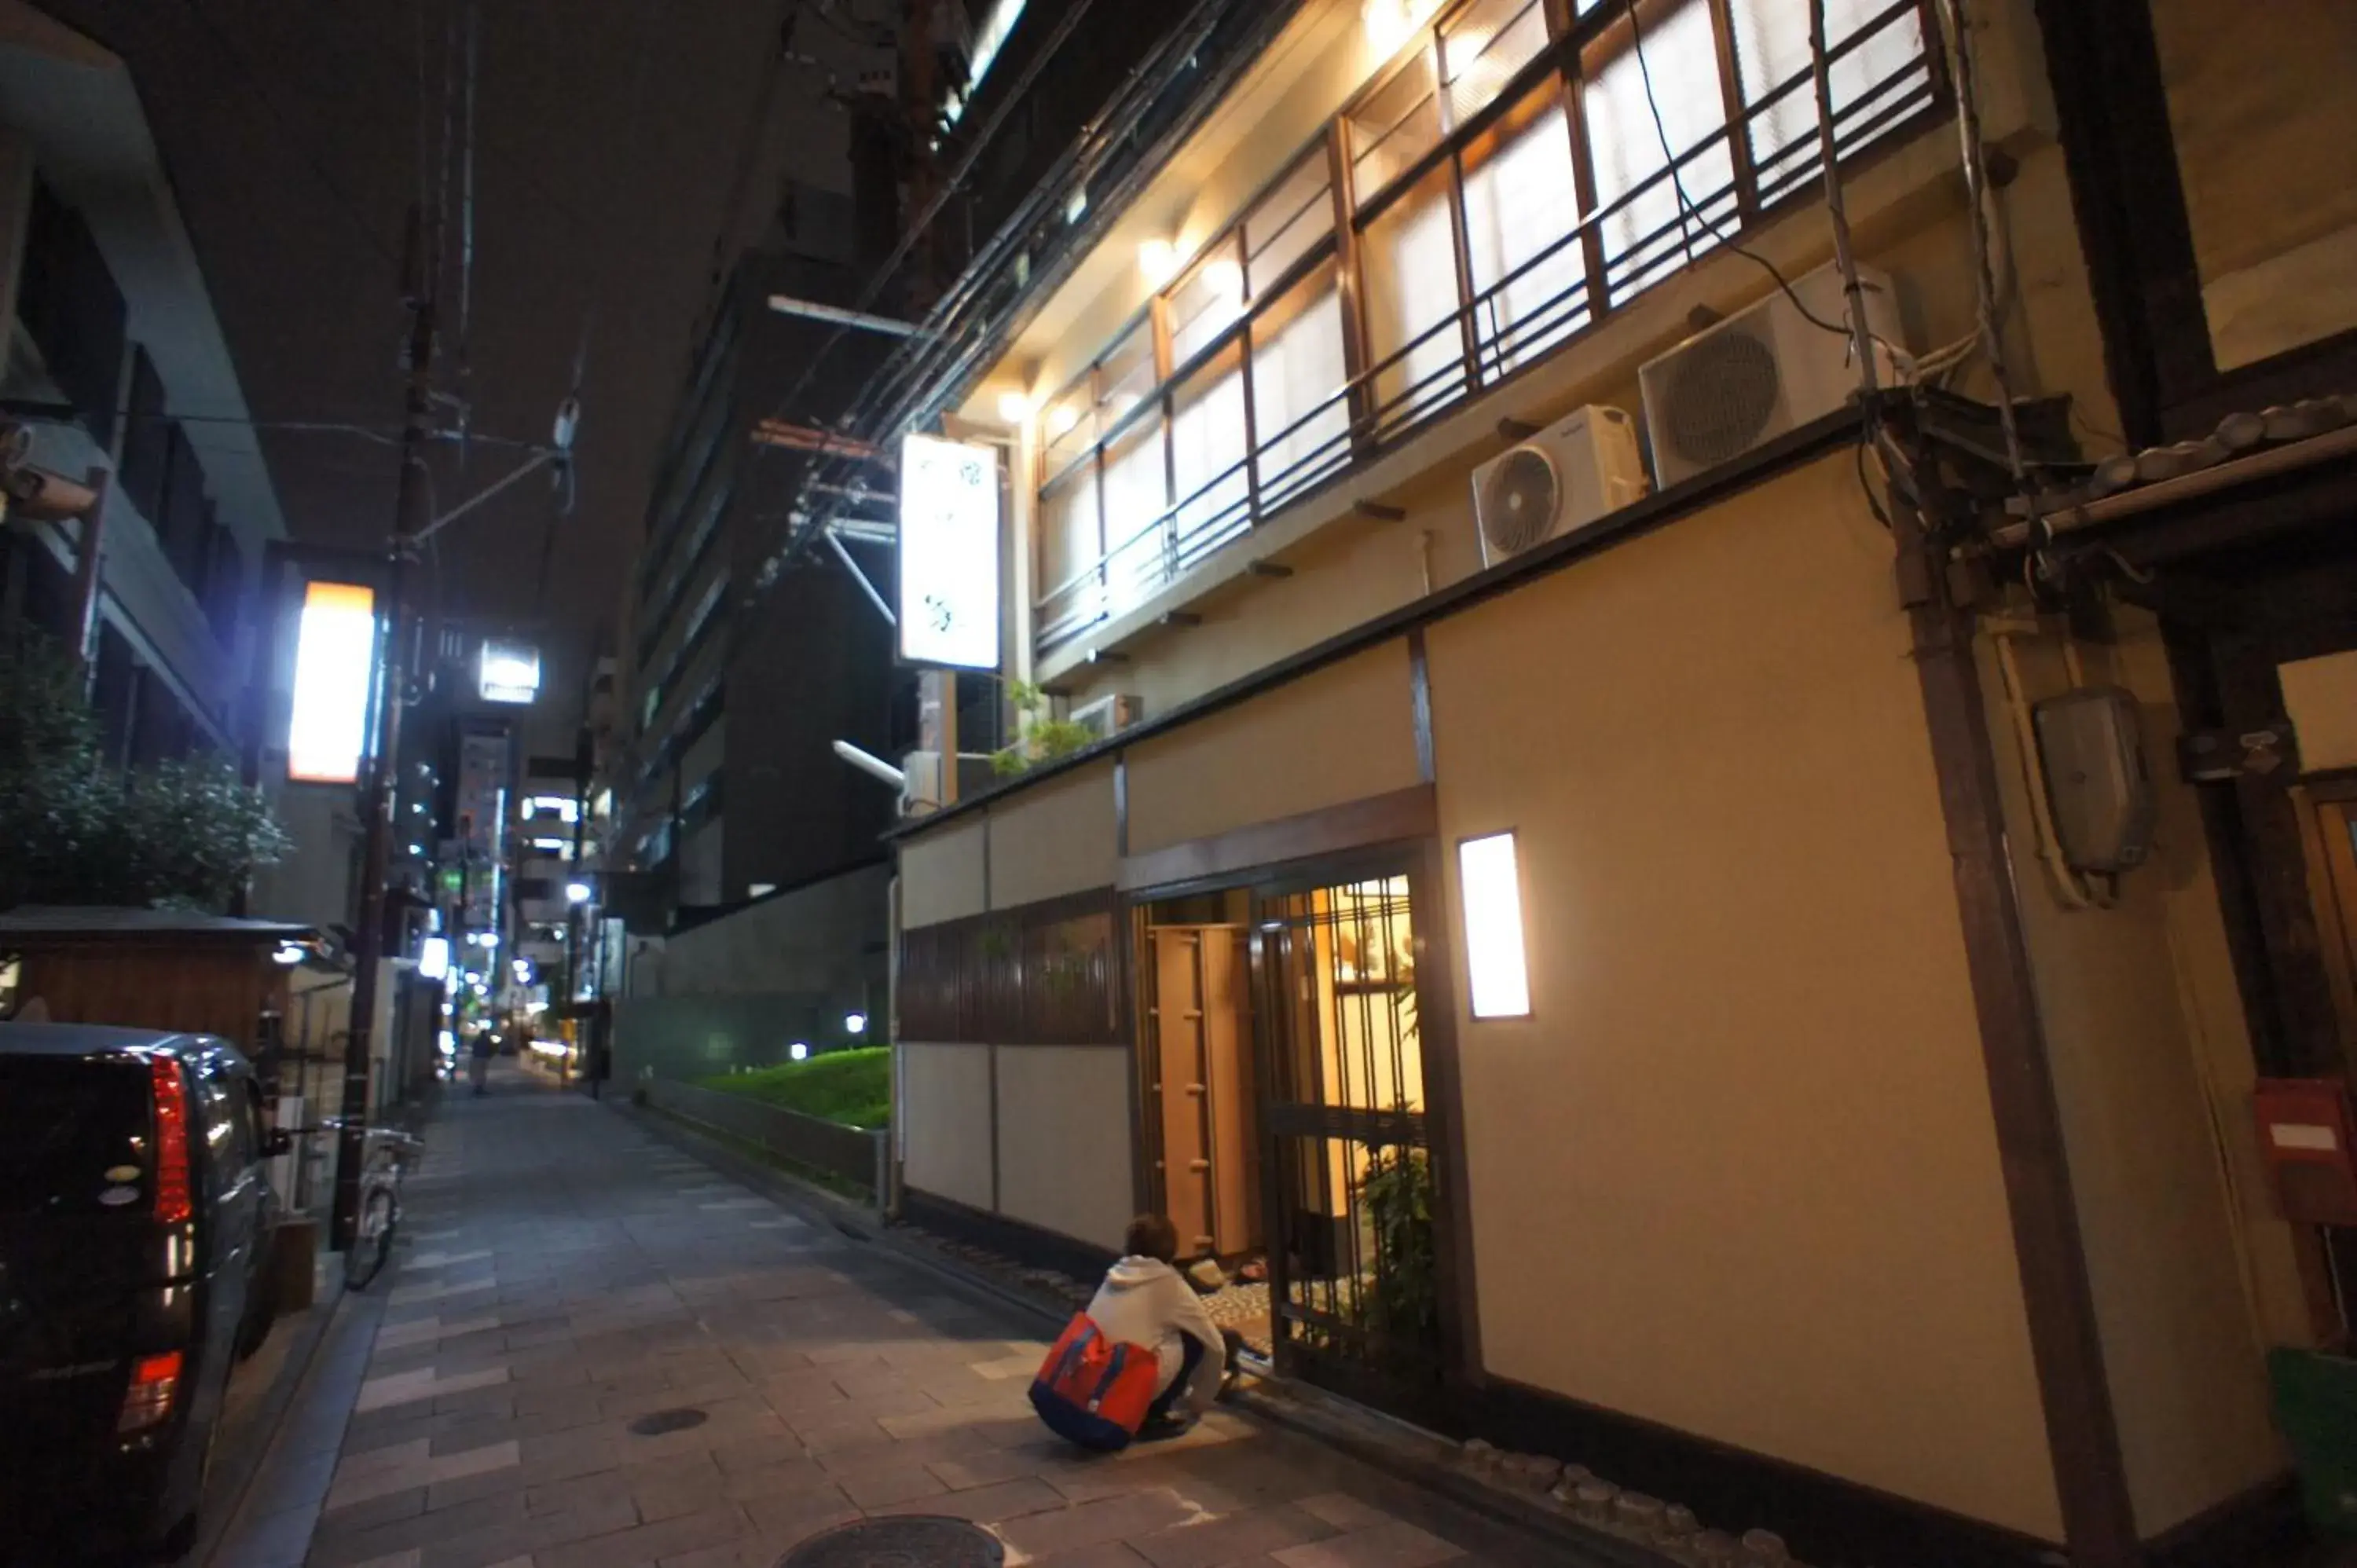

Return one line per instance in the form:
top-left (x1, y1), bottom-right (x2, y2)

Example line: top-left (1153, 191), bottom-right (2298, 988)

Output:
top-left (288, 581), bottom-right (376, 784)
top-left (479, 639), bottom-right (541, 705)
top-left (896, 434), bottom-right (1001, 670)
top-left (1458, 832), bottom-right (1532, 1020)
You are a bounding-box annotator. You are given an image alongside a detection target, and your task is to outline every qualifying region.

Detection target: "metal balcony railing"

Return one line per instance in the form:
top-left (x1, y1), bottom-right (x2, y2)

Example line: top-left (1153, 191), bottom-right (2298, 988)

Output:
top-left (1035, 0), bottom-right (1939, 655)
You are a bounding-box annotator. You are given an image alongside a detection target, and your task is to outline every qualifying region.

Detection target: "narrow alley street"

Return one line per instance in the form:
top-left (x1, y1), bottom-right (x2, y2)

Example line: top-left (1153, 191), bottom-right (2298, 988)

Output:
top-left (208, 1068), bottom-right (1565, 1568)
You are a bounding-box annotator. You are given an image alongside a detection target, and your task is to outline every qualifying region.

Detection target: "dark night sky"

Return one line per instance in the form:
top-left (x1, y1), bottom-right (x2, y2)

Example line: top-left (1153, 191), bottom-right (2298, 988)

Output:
top-left (42, 0), bottom-right (866, 742)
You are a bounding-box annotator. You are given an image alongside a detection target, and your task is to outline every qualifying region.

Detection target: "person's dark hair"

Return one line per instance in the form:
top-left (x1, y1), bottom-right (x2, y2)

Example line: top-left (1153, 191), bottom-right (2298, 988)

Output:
top-left (1123, 1213), bottom-right (1178, 1262)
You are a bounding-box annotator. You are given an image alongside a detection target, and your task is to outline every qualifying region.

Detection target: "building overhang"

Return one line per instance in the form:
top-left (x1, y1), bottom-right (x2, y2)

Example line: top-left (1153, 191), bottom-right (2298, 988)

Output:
top-left (0, 2), bottom-right (289, 555)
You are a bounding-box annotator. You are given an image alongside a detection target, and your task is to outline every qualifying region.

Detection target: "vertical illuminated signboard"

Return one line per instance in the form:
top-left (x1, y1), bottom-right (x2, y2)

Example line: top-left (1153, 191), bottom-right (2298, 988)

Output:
top-left (288, 581), bottom-right (377, 784)
top-left (896, 433), bottom-right (1001, 670)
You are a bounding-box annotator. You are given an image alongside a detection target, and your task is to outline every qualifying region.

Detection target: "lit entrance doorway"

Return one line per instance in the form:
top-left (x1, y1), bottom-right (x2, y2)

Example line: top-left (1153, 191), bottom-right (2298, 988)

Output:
top-left (1136, 849), bottom-right (1461, 1417)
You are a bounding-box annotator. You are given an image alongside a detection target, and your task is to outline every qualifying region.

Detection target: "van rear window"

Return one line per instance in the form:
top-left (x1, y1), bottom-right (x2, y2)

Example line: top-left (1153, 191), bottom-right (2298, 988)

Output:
top-left (0, 1056), bottom-right (152, 1217)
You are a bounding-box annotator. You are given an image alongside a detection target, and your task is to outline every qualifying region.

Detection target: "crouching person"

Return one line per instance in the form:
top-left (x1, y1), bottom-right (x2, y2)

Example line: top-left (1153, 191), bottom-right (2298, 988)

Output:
top-left (1030, 1214), bottom-right (1232, 1451)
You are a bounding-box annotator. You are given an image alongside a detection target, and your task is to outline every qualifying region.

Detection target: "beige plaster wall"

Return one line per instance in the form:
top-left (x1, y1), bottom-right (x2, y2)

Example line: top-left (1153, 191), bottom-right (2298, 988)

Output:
top-left (1124, 642), bottom-right (1422, 858)
top-left (988, 761), bottom-right (1119, 909)
top-left (1988, 614), bottom-right (2302, 1534)
top-left (1425, 452), bottom-right (2062, 1539)
top-left (900, 816), bottom-right (988, 929)
top-left (898, 1042), bottom-right (995, 1211)
top-left (994, 1045), bottom-right (1136, 1253)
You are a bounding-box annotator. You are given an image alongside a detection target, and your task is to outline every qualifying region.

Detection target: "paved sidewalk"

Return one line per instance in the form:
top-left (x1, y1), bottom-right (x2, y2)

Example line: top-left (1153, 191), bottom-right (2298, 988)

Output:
top-left (271, 1064), bottom-right (1560, 1568)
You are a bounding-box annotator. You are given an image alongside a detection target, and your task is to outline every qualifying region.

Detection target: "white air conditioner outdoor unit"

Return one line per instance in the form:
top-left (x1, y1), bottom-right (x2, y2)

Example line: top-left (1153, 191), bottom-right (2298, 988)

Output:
top-left (1069, 693), bottom-right (1142, 742)
top-left (1469, 405), bottom-right (1648, 568)
top-left (1639, 263), bottom-right (1905, 491)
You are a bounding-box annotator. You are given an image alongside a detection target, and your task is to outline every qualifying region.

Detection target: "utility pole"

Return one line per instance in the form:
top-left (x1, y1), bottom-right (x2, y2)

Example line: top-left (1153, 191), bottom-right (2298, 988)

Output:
top-left (331, 209), bottom-right (438, 1251)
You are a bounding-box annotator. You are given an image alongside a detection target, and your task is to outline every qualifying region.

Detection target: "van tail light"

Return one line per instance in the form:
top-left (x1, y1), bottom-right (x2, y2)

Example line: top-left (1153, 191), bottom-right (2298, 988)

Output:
top-left (118, 1350), bottom-right (183, 1434)
top-left (148, 1056), bottom-right (192, 1225)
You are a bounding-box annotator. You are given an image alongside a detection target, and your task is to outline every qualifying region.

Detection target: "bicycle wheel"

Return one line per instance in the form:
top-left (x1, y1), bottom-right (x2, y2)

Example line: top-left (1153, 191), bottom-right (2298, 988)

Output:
top-left (346, 1189), bottom-right (396, 1290)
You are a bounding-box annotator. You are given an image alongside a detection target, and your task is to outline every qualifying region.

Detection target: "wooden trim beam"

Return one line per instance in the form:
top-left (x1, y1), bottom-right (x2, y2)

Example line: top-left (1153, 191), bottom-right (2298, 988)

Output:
top-left (1118, 785), bottom-right (1438, 895)
top-left (1891, 460), bottom-right (2141, 1567)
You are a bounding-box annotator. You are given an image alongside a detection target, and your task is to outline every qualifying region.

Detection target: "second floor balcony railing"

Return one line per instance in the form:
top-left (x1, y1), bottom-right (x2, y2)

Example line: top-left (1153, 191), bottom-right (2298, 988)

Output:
top-left (1033, 0), bottom-right (1941, 658)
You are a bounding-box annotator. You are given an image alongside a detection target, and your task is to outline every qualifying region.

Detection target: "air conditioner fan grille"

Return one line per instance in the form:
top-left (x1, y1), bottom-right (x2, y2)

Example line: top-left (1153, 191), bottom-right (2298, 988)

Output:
top-left (1662, 328), bottom-right (1782, 469)
top-left (1478, 448), bottom-right (1560, 557)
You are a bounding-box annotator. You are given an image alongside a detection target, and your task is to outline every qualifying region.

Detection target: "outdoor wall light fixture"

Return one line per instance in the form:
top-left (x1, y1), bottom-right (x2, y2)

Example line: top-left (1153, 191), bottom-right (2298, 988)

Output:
top-left (996, 390), bottom-right (1031, 425)
top-left (1362, 0), bottom-right (1442, 55)
top-left (1046, 402), bottom-right (1081, 439)
top-left (565, 881), bottom-right (593, 903)
top-left (790, 1042), bottom-right (810, 1062)
top-left (1458, 831), bottom-right (1531, 1019)
top-left (1138, 237), bottom-right (1178, 288)
top-left (845, 1012), bottom-right (868, 1035)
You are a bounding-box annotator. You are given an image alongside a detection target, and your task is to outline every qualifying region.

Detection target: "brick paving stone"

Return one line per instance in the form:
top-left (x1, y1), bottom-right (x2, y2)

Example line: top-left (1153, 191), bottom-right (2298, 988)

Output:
top-left (232, 1069), bottom-right (1574, 1568)
top-left (871, 1475), bottom-right (1067, 1525)
top-left (533, 1503), bottom-right (754, 1568)
top-left (1029, 1544), bottom-right (1157, 1568)
top-left (1270, 1522), bottom-right (1467, 1568)
top-left (998, 1492), bottom-right (1208, 1560)
top-left (1129, 1504), bottom-right (1337, 1568)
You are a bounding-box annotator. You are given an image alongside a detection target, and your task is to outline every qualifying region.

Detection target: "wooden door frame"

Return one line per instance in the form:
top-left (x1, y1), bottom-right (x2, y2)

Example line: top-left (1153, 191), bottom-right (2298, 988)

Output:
top-left (2290, 772), bottom-right (2357, 1067)
top-left (1124, 832), bottom-right (1479, 1394)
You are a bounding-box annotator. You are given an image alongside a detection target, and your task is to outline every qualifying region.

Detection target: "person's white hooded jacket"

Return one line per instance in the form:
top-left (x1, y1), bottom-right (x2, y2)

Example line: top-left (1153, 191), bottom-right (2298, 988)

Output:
top-left (1083, 1256), bottom-right (1225, 1416)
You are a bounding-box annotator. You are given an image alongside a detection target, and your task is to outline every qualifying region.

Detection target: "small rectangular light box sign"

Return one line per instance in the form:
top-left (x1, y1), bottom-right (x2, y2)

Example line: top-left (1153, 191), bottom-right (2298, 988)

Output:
top-left (896, 432), bottom-right (1001, 670)
top-left (288, 581), bottom-right (377, 784)
top-left (480, 639), bottom-right (542, 705)
top-left (1458, 830), bottom-right (1531, 1019)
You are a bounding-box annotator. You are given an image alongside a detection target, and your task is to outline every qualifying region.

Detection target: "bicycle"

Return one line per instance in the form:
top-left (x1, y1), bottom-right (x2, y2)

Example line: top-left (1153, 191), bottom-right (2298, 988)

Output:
top-left (291, 1119), bottom-right (425, 1290)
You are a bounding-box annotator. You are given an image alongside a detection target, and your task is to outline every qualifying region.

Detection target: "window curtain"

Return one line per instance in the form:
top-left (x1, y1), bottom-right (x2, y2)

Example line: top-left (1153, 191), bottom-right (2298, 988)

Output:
top-left (1732, 0), bottom-right (1928, 202)
top-left (1170, 357), bottom-right (1250, 565)
top-left (1584, 0), bottom-right (1732, 302)
top-left (1362, 166), bottom-right (1467, 432)
top-left (1462, 93), bottom-right (1588, 375)
top-left (1101, 419), bottom-right (1169, 613)
top-left (1037, 468), bottom-right (1103, 634)
top-left (1251, 280), bottom-right (1350, 507)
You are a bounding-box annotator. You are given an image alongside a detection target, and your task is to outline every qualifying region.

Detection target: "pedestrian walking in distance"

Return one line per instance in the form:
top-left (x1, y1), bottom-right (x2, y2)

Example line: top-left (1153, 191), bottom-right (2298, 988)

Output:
top-left (468, 1031), bottom-right (494, 1096)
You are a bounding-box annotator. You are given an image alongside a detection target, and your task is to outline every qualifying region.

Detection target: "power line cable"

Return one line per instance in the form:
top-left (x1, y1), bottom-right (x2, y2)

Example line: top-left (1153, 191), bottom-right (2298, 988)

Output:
top-left (179, 0), bottom-right (404, 266)
top-left (749, 0), bottom-right (1106, 454)
top-left (1623, 0), bottom-right (1849, 339)
top-left (458, 0), bottom-right (481, 399)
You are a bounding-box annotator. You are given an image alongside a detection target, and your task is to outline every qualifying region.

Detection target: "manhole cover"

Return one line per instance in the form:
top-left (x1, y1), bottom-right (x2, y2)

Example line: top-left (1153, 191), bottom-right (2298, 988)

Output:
top-left (776, 1517), bottom-right (1003, 1568)
top-left (627, 1407), bottom-right (708, 1436)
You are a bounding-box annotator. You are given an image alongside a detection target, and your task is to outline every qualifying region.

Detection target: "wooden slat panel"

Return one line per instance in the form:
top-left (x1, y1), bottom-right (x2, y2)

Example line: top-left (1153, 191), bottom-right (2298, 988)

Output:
top-left (893, 888), bottom-right (1124, 1046)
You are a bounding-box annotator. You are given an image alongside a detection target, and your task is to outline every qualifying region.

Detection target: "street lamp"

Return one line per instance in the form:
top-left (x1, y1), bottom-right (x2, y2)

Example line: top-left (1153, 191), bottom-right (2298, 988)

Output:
top-left (565, 881), bottom-right (592, 904)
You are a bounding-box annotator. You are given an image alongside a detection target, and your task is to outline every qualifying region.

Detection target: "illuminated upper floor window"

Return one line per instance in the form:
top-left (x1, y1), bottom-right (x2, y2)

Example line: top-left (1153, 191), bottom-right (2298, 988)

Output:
top-left (1028, 0), bottom-right (1934, 660)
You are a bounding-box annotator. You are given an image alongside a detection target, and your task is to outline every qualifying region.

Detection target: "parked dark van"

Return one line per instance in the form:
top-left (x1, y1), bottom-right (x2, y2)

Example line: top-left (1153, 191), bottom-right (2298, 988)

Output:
top-left (0, 1024), bottom-right (280, 1561)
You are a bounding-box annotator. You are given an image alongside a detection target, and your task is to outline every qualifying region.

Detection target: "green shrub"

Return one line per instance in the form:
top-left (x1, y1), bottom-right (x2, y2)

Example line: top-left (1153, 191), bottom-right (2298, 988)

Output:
top-left (0, 636), bottom-right (288, 911)
top-left (695, 1046), bottom-right (890, 1129)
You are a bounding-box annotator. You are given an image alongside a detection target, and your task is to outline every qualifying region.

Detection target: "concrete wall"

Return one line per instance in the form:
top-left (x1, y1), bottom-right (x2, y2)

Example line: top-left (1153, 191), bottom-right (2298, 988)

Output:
top-left (612, 862), bottom-right (889, 1083)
